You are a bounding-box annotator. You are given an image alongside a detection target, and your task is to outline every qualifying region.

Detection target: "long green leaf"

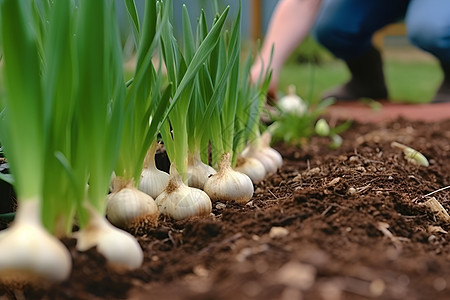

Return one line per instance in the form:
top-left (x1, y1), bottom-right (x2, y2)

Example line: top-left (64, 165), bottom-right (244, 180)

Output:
top-left (124, 0), bottom-right (140, 48)
top-left (0, 0), bottom-right (44, 200)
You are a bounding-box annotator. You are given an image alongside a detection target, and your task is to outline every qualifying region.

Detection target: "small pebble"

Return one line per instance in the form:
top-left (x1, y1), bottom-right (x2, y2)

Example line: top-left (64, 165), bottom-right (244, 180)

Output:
top-left (269, 226), bottom-right (289, 238)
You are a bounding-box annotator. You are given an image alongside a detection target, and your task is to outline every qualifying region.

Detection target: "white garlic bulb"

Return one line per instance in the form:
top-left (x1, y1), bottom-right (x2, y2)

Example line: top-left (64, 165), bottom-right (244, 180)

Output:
top-left (204, 153), bottom-right (254, 204)
top-left (139, 167), bottom-right (169, 199)
top-left (260, 131), bottom-right (283, 169)
top-left (139, 142), bottom-right (170, 199)
top-left (155, 164), bottom-right (212, 220)
top-left (261, 146), bottom-right (283, 169)
top-left (107, 183), bottom-right (159, 231)
top-left (187, 151), bottom-right (217, 189)
top-left (248, 149), bottom-right (278, 174)
top-left (243, 131), bottom-right (283, 174)
top-left (235, 156), bottom-right (266, 184)
top-left (0, 199), bottom-right (72, 283)
top-left (277, 84), bottom-right (307, 115)
top-left (75, 203), bottom-right (143, 271)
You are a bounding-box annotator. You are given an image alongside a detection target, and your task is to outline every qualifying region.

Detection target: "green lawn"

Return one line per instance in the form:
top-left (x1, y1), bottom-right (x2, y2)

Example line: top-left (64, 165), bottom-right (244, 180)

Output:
top-left (278, 58), bottom-right (442, 105)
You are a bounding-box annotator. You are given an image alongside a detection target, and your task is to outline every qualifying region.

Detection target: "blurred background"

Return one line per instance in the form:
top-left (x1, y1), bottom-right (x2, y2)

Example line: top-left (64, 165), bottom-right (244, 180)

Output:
top-left (117, 0), bottom-right (441, 105)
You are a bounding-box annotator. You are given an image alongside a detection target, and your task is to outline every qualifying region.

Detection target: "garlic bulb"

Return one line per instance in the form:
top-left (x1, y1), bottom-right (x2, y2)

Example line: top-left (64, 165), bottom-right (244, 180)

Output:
top-left (0, 199), bottom-right (72, 283)
top-left (244, 131), bottom-right (283, 174)
top-left (155, 164), bottom-right (212, 220)
top-left (235, 156), bottom-right (266, 184)
top-left (107, 177), bottom-right (159, 231)
top-left (139, 167), bottom-right (169, 199)
top-left (260, 131), bottom-right (283, 169)
top-left (204, 153), bottom-right (254, 204)
top-left (139, 143), bottom-right (170, 199)
top-left (277, 85), bottom-right (307, 115)
top-left (75, 203), bottom-right (143, 271)
top-left (248, 149), bottom-right (278, 174)
top-left (187, 151), bottom-right (216, 189)
top-left (260, 146), bottom-right (283, 169)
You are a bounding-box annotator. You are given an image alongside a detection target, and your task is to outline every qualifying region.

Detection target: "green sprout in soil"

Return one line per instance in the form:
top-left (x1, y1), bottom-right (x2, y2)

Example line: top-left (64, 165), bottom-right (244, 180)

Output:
top-left (268, 95), bottom-right (351, 149)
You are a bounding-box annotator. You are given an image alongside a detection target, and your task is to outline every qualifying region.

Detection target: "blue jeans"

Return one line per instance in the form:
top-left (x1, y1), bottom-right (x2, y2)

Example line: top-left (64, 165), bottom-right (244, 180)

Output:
top-left (312, 0), bottom-right (450, 63)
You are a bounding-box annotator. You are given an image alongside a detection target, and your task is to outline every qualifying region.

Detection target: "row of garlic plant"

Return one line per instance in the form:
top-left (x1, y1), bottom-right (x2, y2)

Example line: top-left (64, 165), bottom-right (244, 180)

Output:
top-left (0, 0), bottom-right (282, 285)
top-left (0, 0), bottom-right (73, 282)
top-left (0, 0), bottom-right (160, 280)
top-left (139, 2), bottom-right (282, 219)
top-left (106, 0), bottom-right (171, 232)
top-left (0, 0), bottom-right (207, 284)
top-left (155, 3), bottom-right (231, 220)
top-left (201, 5), bottom-right (257, 204)
top-left (107, 1), bottom-right (232, 226)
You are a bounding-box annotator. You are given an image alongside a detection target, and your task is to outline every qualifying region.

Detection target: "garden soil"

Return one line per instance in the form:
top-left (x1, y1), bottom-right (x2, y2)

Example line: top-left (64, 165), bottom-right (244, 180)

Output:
top-left (1, 117), bottom-right (450, 300)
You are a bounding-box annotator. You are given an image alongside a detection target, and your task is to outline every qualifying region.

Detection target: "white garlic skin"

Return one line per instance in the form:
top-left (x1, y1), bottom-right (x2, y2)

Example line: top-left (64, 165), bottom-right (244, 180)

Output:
top-left (107, 186), bottom-right (159, 230)
top-left (249, 131), bottom-right (283, 173)
top-left (235, 156), bottom-right (266, 184)
top-left (156, 185), bottom-right (212, 220)
top-left (204, 153), bottom-right (254, 204)
top-left (277, 84), bottom-right (307, 115)
top-left (75, 205), bottom-right (143, 271)
top-left (0, 199), bottom-right (72, 283)
top-left (187, 152), bottom-right (217, 189)
top-left (155, 165), bottom-right (212, 220)
top-left (261, 147), bottom-right (283, 169)
top-left (249, 150), bottom-right (279, 174)
top-left (139, 166), bottom-right (170, 199)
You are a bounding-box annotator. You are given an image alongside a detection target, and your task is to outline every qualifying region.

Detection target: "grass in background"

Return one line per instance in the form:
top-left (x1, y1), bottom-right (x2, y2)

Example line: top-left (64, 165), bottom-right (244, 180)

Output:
top-left (278, 37), bottom-right (442, 105)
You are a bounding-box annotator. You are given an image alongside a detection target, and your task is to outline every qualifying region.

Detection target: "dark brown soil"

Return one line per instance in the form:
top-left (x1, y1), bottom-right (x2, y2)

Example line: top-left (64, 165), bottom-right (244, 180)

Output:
top-left (1, 118), bottom-right (450, 300)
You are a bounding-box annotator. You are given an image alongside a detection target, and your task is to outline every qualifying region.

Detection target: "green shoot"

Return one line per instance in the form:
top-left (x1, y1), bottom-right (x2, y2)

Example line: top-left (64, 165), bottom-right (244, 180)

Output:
top-left (159, 1), bottom-right (229, 182)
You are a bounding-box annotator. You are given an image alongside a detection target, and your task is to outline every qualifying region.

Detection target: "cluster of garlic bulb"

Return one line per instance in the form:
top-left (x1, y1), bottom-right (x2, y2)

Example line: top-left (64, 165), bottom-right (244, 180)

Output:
top-left (107, 131), bottom-right (284, 223)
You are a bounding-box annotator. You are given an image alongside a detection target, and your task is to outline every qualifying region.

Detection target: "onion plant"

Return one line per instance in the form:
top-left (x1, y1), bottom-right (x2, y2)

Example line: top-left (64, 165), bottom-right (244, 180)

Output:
top-left (0, 0), bottom-right (72, 283)
top-left (234, 47), bottom-right (285, 176)
top-left (0, 0), bottom-right (154, 282)
top-left (202, 4), bottom-right (257, 204)
top-left (155, 1), bottom-right (229, 219)
top-left (69, 0), bottom-right (144, 270)
top-left (185, 9), bottom-right (218, 190)
top-left (233, 52), bottom-right (272, 184)
top-left (106, 0), bottom-right (172, 232)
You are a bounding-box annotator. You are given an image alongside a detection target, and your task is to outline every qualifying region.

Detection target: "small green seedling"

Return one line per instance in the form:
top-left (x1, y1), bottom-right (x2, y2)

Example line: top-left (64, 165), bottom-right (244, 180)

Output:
top-left (315, 118), bottom-right (330, 136)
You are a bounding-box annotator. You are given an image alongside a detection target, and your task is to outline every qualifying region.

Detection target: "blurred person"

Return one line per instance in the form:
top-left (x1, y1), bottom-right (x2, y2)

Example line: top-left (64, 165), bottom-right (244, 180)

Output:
top-left (251, 0), bottom-right (450, 103)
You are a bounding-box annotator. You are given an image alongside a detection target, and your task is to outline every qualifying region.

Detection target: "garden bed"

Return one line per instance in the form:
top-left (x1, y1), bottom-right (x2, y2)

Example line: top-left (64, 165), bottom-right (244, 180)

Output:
top-left (1, 117), bottom-right (450, 300)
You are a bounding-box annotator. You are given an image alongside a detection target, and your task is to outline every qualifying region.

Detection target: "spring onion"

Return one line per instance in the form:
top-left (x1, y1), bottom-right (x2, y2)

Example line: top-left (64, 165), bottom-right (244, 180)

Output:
top-left (156, 1), bottom-right (229, 219)
top-left (234, 44), bottom-right (282, 176)
top-left (233, 48), bottom-right (271, 184)
top-left (202, 3), bottom-right (255, 204)
top-left (106, 0), bottom-right (172, 231)
top-left (0, 0), bottom-right (71, 283)
top-left (70, 0), bottom-right (143, 270)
